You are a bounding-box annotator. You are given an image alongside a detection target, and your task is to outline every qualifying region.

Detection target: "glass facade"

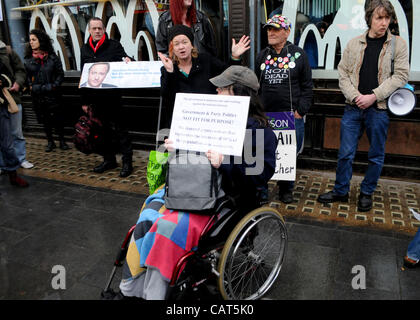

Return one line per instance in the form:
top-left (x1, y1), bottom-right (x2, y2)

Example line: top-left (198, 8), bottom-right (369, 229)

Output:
top-left (1, 0), bottom-right (418, 78)
top-left (258, 0), bottom-right (416, 78)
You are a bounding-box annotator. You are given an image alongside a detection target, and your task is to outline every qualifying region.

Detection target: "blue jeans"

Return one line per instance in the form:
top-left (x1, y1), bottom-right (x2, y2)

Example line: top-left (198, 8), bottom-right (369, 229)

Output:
top-left (0, 107), bottom-right (20, 171)
top-left (407, 228), bottom-right (420, 262)
top-left (277, 117), bottom-right (305, 192)
top-left (0, 104), bottom-right (26, 166)
top-left (333, 105), bottom-right (389, 196)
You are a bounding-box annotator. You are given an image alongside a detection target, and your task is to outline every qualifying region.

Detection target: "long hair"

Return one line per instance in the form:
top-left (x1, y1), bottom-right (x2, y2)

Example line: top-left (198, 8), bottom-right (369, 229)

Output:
top-left (365, 0), bottom-right (396, 29)
top-left (232, 83), bottom-right (269, 127)
top-left (170, 0), bottom-right (197, 26)
top-left (25, 29), bottom-right (55, 57)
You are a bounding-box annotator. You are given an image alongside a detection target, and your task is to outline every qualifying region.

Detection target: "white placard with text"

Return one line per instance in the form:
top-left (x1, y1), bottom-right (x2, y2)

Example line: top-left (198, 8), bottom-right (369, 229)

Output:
top-left (169, 93), bottom-right (250, 156)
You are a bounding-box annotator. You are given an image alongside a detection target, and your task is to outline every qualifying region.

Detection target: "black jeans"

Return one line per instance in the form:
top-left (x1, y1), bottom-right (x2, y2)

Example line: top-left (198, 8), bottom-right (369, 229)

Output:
top-left (33, 99), bottom-right (65, 141)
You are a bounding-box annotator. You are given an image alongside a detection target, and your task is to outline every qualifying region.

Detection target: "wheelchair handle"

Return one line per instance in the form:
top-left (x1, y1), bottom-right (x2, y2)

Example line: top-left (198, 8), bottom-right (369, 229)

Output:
top-left (114, 225), bottom-right (136, 266)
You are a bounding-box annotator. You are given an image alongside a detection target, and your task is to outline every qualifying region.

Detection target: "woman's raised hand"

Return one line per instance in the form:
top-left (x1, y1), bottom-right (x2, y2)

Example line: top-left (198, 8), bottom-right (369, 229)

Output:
top-left (231, 35), bottom-right (251, 59)
top-left (158, 52), bottom-right (174, 73)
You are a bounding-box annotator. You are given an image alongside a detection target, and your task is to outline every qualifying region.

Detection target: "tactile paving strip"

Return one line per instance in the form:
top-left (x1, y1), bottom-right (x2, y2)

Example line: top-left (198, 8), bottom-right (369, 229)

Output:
top-left (22, 138), bottom-right (420, 235)
top-left (21, 138), bottom-right (150, 195)
top-left (267, 173), bottom-right (420, 235)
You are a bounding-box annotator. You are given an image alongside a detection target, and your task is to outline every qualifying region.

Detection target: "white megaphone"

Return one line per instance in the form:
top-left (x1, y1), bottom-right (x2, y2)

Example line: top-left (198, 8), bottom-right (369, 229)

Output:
top-left (387, 83), bottom-right (417, 116)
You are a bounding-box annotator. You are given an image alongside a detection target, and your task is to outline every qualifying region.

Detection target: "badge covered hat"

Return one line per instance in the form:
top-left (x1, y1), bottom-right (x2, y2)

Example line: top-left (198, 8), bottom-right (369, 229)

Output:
top-left (263, 14), bottom-right (292, 30)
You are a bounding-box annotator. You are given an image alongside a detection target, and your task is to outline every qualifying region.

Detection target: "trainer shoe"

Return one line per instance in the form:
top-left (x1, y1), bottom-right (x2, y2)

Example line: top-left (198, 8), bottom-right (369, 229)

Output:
top-left (21, 160), bottom-right (34, 169)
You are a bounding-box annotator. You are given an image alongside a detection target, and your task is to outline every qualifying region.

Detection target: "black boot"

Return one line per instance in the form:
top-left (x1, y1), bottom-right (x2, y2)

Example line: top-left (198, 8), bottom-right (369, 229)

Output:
top-left (357, 193), bottom-right (372, 212)
top-left (120, 160), bottom-right (133, 178)
top-left (93, 159), bottom-right (118, 173)
top-left (59, 139), bottom-right (70, 150)
top-left (45, 140), bottom-right (56, 152)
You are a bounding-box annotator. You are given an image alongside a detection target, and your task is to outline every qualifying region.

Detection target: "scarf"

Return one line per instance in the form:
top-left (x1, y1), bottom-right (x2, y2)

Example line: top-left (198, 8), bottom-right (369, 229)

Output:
top-left (89, 34), bottom-right (106, 53)
top-left (32, 50), bottom-right (48, 66)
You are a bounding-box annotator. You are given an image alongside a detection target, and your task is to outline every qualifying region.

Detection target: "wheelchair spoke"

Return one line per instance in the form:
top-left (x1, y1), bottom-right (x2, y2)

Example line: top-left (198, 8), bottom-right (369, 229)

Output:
top-left (218, 209), bottom-right (288, 300)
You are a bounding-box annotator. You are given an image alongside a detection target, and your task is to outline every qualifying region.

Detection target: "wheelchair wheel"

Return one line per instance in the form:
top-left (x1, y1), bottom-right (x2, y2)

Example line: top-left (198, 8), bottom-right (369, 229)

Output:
top-left (217, 207), bottom-right (287, 300)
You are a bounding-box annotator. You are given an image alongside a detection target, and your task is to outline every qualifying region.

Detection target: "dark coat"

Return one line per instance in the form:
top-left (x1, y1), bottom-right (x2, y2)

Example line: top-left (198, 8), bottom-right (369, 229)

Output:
top-left (79, 34), bottom-right (129, 118)
top-left (24, 52), bottom-right (64, 106)
top-left (220, 117), bottom-right (277, 208)
top-left (156, 10), bottom-right (217, 56)
top-left (80, 34), bottom-right (129, 70)
top-left (0, 42), bottom-right (26, 104)
top-left (255, 42), bottom-right (313, 116)
top-left (160, 53), bottom-right (241, 128)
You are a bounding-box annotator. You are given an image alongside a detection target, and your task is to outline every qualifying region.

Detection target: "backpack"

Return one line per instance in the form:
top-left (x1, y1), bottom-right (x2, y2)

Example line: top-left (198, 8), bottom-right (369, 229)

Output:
top-left (73, 107), bottom-right (104, 155)
top-left (164, 151), bottom-right (225, 214)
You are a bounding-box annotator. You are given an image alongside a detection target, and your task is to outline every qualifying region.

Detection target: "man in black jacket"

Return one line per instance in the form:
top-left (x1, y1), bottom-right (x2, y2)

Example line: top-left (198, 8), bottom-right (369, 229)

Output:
top-left (255, 14), bottom-right (313, 204)
top-left (80, 17), bottom-right (133, 177)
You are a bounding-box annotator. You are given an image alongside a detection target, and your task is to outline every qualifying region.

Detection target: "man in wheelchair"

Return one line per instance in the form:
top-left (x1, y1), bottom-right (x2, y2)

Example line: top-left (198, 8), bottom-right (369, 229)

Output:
top-left (104, 66), bottom-right (287, 300)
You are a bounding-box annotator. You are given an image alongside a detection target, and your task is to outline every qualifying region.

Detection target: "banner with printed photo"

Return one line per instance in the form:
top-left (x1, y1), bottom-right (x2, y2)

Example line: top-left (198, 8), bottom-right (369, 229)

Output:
top-left (266, 112), bottom-right (296, 181)
top-left (79, 61), bottom-right (163, 89)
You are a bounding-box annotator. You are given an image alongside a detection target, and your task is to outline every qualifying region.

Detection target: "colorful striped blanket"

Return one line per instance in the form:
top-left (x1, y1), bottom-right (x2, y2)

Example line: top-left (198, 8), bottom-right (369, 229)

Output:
top-left (122, 187), bottom-right (212, 282)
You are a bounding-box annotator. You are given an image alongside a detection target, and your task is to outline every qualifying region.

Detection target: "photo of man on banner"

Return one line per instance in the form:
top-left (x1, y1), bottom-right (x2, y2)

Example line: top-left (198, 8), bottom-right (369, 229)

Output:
top-left (78, 61), bottom-right (163, 89)
top-left (80, 62), bottom-right (116, 88)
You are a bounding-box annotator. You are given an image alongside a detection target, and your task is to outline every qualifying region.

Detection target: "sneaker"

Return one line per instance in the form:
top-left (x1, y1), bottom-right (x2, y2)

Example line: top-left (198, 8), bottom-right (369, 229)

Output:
top-left (21, 160), bottom-right (34, 169)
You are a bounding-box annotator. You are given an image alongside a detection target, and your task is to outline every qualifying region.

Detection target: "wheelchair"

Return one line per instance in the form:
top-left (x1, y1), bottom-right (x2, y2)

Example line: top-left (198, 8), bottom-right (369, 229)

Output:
top-left (101, 196), bottom-right (288, 300)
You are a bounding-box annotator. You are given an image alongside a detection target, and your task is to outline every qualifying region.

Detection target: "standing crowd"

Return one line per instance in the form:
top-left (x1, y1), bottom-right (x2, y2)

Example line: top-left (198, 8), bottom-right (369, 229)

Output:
top-left (1, 0), bottom-right (419, 296)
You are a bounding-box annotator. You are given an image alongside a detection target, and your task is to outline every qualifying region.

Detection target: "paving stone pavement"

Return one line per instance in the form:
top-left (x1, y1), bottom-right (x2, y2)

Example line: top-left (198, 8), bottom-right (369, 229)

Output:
top-left (0, 137), bottom-right (419, 300)
top-left (1, 175), bottom-right (419, 300)
top-left (21, 137), bottom-right (420, 236)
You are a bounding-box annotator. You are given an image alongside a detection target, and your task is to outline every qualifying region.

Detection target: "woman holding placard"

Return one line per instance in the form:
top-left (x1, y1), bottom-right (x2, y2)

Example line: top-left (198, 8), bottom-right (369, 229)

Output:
top-left (157, 24), bottom-right (250, 128)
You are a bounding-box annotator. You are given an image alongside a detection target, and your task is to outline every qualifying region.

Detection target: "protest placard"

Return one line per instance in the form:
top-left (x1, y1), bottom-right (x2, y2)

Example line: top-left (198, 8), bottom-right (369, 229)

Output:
top-left (267, 112), bottom-right (297, 181)
top-left (169, 93), bottom-right (250, 157)
top-left (79, 61), bottom-right (163, 88)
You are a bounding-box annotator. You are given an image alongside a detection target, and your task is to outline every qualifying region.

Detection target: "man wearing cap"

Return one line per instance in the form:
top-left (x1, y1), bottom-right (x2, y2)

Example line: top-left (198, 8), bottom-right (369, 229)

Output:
top-left (255, 14), bottom-right (313, 204)
top-left (80, 17), bottom-right (134, 178)
top-left (317, 0), bottom-right (409, 212)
